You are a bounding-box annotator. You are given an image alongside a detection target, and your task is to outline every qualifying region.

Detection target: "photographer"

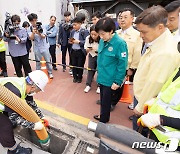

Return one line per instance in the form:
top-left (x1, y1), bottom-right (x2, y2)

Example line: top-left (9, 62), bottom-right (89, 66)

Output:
top-left (58, 11), bottom-right (72, 73)
top-left (45, 16), bottom-right (58, 70)
top-left (4, 14), bottom-right (32, 77)
top-left (27, 13), bottom-right (53, 79)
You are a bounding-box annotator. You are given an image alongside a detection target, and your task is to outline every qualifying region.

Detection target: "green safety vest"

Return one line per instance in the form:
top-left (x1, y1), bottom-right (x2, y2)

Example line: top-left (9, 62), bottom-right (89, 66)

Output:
top-left (149, 68), bottom-right (180, 145)
top-left (0, 40), bottom-right (6, 52)
top-left (0, 77), bottom-right (26, 112)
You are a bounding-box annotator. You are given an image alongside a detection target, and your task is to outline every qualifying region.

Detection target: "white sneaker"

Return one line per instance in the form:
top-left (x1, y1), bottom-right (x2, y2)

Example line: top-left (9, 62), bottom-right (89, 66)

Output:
top-left (84, 86), bottom-right (91, 93)
top-left (49, 74), bottom-right (54, 79)
top-left (14, 71), bottom-right (16, 75)
top-left (69, 69), bottom-right (73, 75)
top-left (128, 103), bottom-right (134, 110)
top-left (96, 87), bottom-right (100, 94)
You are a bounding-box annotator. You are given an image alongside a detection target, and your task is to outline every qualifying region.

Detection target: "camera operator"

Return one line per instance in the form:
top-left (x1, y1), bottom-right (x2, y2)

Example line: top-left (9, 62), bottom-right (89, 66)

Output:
top-left (27, 13), bottom-right (53, 79)
top-left (45, 16), bottom-right (58, 70)
top-left (4, 14), bottom-right (32, 77)
top-left (58, 11), bottom-right (72, 73)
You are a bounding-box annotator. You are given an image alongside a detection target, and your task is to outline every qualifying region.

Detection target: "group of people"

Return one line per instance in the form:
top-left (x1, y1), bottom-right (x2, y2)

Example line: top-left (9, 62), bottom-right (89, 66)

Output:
top-left (80, 0), bottom-right (180, 151)
top-left (59, 1), bottom-right (180, 150)
top-left (0, 0), bottom-right (180, 153)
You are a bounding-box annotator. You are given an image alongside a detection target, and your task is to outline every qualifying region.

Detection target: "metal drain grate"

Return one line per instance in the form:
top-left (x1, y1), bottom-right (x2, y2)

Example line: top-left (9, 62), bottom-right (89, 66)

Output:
top-left (74, 140), bottom-right (98, 154)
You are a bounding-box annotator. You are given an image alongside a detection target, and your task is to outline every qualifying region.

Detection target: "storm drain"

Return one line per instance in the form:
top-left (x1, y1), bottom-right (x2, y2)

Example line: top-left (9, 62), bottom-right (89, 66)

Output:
top-left (74, 140), bottom-right (98, 154)
top-left (15, 126), bottom-right (75, 154)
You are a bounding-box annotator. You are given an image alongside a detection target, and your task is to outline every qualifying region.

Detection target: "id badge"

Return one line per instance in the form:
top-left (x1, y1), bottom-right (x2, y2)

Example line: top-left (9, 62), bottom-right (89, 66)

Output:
top-left (15, 40), bottom-right (18, 45)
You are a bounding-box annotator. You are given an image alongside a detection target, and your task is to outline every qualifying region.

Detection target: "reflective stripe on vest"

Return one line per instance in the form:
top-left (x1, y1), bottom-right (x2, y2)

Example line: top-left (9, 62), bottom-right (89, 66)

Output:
top-left (0, 40), bottom-right (6, 52)
top-left (149, 68), bottom-right (180, 145)
top-left (150, 102), bottom-right (180, 145)
top-left (0, 77), bottom-right (26, 112)
top-left (0, 102), bottom-right (5, 112)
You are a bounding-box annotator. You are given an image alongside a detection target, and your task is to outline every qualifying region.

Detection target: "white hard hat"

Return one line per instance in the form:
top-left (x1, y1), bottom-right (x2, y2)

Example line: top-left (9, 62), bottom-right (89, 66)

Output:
top-left (28, 70), bottom-right (48, 91)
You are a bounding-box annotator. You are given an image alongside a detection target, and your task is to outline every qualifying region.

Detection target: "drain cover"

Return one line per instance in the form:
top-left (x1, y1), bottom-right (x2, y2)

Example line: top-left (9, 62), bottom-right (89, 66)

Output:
top-left (74, 140), bottom-right (98, 154)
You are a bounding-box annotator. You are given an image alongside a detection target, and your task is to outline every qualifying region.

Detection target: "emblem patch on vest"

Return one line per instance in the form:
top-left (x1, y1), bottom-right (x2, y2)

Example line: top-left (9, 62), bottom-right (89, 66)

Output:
top-left (108, 46), bottom-right (113, 52)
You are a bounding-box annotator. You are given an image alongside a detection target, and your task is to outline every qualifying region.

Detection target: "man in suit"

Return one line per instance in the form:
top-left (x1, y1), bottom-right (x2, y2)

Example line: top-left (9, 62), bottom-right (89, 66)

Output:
top-left (58, 11), bottom-right (73, 73)
top-left (69, 17), bottom-right (89, 83)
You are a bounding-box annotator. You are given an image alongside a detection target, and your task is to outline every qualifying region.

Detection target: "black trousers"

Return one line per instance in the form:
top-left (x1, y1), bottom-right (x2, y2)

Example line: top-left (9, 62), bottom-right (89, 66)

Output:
top-left (61, 45), bottom-right (72, 69)
top-left (0, 51), bottom-right (7, 72)
top-left (49, 44), bottom-right (56, 68)
top-left (11, 54), bottom-right (32, 77)
top-left (100, 84), bottom-right (112, 123)
top-left (111, 84), bottom-right (124, 106)
top-left (0, 113), bottom-right (16, 148)
top-left (129, 69), bottom-right (137, 82)
top-left (71, 49), bottom-right (86, 80)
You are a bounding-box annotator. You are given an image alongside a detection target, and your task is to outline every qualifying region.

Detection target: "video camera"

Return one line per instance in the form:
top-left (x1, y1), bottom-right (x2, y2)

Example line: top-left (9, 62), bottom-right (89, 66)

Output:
top-left (4, 12), bottom-right (18, 39)
top-left (36, 22), bottom-right (43, 33)
top-left (62, 22), bottom-right (73, 31)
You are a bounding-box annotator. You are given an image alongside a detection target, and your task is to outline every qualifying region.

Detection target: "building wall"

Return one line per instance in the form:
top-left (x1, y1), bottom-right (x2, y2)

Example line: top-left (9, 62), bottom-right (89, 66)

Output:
top-left (75, 1), bottom-right (149, 18)
top-left (72, 0), bottom-right (174, 18)
top-left (0, 0), bottom-right (67, 28)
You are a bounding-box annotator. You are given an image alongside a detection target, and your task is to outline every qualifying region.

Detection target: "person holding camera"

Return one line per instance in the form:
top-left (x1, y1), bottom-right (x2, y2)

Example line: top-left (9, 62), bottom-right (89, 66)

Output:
top-left (58, 11), bottom-right (73, 73)
top-left (4, 15), bottom-right (32, 77)
top-left (45, 16), bottom-right (58, 71)
top-left (27, 13), bottom-right (53, 79)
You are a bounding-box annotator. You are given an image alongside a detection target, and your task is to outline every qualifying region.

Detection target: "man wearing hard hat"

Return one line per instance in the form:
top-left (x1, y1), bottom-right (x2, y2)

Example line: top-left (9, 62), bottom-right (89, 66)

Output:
top-left (0, 70), bottom-right (48, 154)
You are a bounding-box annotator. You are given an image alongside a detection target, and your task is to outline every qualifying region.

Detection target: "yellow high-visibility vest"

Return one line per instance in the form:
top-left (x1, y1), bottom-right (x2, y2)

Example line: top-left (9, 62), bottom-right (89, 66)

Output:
top-left (0, 77), bottom-right (26, 112)
top-left (149, 68), bottom-right (180, 145)
top-left (0, 40), bottom-right (6, 52)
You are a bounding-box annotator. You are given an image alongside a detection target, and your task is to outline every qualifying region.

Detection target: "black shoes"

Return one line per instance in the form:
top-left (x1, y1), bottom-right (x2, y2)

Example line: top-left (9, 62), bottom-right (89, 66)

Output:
top-left (7, 144), bottom-right (32, 154)
top-left (77, 79), bottom-right (82, 83)
top-left (63, 68), bottom-right (66, 72)
top-left (3, 72), bottom-right (8, 77)
top-left (73, 79), bottom-right (77, 83)
top-left (0, 71), bottom-right (8, 77)
top-left (93, 115), bottom-right (100, 121)
top-left (53, 66), bottom-right (57, 71)
top-left (73, 79), bottom-right (82, 83)
top-left (129, 115), bottom-right (133, 120)
top-left (53, 67), bottom-right (57, 71)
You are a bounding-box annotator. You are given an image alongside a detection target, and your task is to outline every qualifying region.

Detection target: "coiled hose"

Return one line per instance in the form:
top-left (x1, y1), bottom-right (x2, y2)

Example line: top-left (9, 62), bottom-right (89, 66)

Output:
top-left (0, 85), bottom-right (49, 144)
